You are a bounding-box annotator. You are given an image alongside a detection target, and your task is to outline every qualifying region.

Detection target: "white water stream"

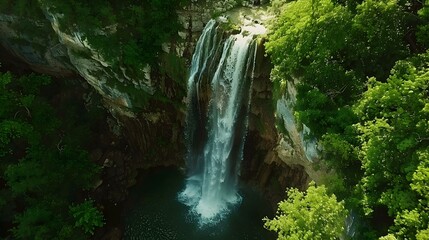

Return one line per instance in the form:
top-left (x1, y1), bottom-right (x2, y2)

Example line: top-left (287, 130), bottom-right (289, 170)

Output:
top-left (179, 19), bottom-right (259, 224)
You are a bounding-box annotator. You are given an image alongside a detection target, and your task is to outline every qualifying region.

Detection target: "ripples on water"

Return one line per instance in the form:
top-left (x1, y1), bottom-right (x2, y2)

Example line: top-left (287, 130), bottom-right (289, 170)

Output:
top-left (122, 168), bottom-right (275, 240)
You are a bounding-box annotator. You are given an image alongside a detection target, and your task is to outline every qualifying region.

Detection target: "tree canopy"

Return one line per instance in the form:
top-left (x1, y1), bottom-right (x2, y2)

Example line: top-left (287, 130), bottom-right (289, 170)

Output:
top-left (354, 53), bottom-right (429, 239)
top-left (266, 0), bottom-right (429, 239)
top-left (264, 182), bottom-right (348, 240)
top-left (0, 72), bottom-right (104, 239)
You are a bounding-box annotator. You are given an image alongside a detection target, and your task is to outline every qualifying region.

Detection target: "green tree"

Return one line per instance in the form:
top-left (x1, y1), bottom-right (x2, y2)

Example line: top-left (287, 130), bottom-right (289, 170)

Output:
top-left (349, 0), bottom-right (409, 80)
top-left (69, 199), bottom-right (104, 235)
top-left (264, 182), bottom-right (348, 240)
top-left (266, 0), bottom-right (413, 138)
top-left (354, 53), bottom-right (429, 238)
top-left (417, 1), bottom-right (429, 50)
top-left (265, 0), bottom-right (429, 237)
top-left (0, 72), bottom-right (103, 239)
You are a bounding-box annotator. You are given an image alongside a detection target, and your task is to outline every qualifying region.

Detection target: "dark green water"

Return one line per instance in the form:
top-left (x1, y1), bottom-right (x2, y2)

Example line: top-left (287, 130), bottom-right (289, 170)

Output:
top-left (122, 168), bottom-right (276, 240)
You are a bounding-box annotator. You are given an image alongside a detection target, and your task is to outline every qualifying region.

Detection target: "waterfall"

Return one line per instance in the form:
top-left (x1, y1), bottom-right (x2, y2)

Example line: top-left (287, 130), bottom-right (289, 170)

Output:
top-left (179, 19), bottom-right (258, 224)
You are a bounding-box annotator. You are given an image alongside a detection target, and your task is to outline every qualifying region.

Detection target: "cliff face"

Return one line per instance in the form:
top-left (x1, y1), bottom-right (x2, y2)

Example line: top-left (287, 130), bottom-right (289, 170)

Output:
top-left (0, 1), bottom-right (327, 205)
top-left (0, 7), bottom-right (188, 205)
top-left (244, 44), bottom-right (327, 205)
top-left (0, 14), bottom-right (75, 76)
top-left (0, 1), bottom-right (262, 114)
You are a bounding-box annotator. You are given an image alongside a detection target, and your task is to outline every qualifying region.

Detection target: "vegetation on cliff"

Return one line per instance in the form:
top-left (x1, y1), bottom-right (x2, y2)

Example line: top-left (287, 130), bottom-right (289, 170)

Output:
top-left (0, 0), bottom-right (428, 239)
top-left (266, 0), bottom-right (429, 239)
top-left (264, 182), bottom-right (348, 240)
top-left (0, 70), bottom-right (104, 239)
top-left (0, 0), bottom-right (190, 113)
top-left (0, 0), bottom-right (187, 71)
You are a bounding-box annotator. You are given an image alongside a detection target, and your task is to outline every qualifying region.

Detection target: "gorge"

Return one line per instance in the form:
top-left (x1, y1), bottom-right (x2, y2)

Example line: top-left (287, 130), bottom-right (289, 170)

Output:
top-left (2, 0), bottom-right (428, 239)
top-left (0, 2), bottom-right (316, 238)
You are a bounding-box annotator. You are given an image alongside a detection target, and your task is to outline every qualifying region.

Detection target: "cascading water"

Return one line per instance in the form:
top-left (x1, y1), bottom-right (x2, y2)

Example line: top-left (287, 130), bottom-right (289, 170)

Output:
top-left (179, 19), bottom-right (259, 224)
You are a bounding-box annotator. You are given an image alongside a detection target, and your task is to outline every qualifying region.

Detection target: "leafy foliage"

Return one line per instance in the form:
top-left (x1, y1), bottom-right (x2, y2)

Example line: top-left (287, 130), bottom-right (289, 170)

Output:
top-left (355, 53), bottom-right (429, 239)
top-left (38, 0), bottom-right (185, 71)
top-left (0, 0), bottom-right (186, 74)
top-left (266, 0), bottom-right (429, 238)
top-left (417, 3), bottom-right (429, 49)
top-left (70, 199), bottom-right (104, 235)
top-left (266, 0), bottom-right (413, 138)
top-left (0, 72), bottom-right (103, 239)
top-left (264, 182), bottom-right (348, 240)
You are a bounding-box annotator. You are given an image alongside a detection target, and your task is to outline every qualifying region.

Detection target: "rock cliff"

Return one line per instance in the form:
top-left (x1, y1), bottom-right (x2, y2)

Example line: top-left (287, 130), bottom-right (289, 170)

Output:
top-left (0, 1), bottom-right (328, 207)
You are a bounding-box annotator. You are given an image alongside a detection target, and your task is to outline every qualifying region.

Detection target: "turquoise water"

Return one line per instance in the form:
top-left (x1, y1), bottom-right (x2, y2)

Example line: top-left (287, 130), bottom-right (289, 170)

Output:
top-left (122, 168), bottom-right (276, 240)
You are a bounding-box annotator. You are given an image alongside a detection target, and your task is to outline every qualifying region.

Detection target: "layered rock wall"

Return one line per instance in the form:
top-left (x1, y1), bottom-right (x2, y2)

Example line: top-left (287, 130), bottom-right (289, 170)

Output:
top-left (0, 2), bottom-right (328, 206)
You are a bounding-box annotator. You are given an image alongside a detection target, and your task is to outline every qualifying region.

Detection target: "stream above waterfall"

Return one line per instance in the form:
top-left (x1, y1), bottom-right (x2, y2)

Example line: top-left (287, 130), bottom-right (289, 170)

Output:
top-left (122, 167), bottom-right (275, 240)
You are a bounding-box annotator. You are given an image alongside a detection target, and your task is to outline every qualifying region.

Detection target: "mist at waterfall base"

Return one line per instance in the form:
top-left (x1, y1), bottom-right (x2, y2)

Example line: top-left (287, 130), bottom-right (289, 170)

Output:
top-left (177, 18), bottom-right (263, 225)
top-left (123, 168), bottom-right (275, 240)
top-left (123, 20), bottom-right (274, 239)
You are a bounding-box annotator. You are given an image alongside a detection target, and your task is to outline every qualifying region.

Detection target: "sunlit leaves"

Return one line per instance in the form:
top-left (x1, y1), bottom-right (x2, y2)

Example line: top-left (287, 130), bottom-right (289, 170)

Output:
top-left (267, 0), bottom-right (414, 141)
top-left (266, 0), bottom-right (352, 80)
top-left (264, 182), bottom-right (348, 240)
top-left (416, 228), bottom-right (429, 240)
top-left (354, 0), bottom-right (403, 44)
top-left (266, 0), bottom-right (429, 238)
top-left (355, 53), bottom-right (429, 238)
top-left (411, 149), bottom-right (429, 199)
